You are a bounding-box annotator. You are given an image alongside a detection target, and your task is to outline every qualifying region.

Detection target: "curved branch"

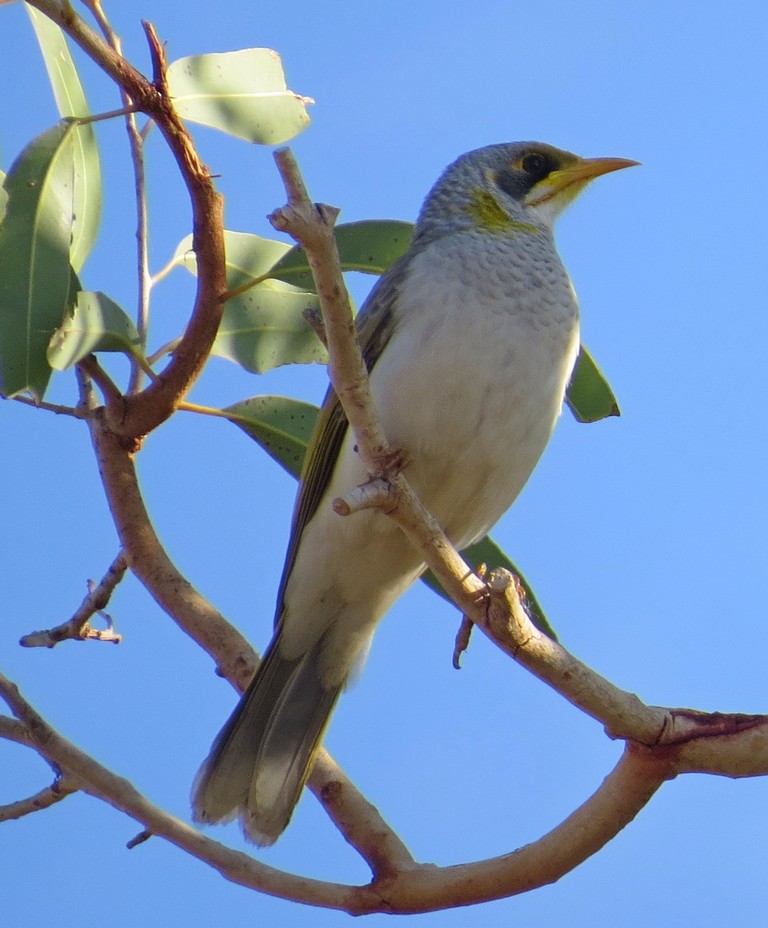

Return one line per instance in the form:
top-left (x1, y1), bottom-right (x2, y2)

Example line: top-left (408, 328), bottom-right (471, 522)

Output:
top-left (28, 2), bottom-right (227, 439)
top-left (86, 404), bottom-right (256, 689)
top-left (79, 374), bottom-right (411, 865)
top-left (353, 744), bottom-right (668, 914)
top-left (0, 672), bottom-right (669, 914)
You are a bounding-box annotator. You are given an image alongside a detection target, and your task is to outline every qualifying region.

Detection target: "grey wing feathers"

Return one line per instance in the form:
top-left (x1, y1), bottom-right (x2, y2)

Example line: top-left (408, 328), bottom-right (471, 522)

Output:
top-left (191, 634), bottom-right (343, 845)
top-left (273, 252), bottom-right (411, 622)
top-left (191, 253), bottom-right (413, 844)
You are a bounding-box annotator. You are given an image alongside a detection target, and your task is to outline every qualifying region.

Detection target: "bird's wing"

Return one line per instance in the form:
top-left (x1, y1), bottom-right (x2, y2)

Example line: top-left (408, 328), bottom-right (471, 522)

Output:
top-left (273, 254), bottom-right (412, 624)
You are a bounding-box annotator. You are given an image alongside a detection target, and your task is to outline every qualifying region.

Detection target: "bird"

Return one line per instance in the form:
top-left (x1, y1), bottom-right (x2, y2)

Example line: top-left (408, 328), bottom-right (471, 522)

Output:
top-left (191, 141), bottom-right (637, 845)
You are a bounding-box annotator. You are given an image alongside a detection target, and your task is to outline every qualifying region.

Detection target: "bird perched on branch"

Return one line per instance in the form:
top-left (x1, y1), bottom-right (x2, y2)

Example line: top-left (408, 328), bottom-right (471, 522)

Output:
top-left (192, 141), bottom-right (636, 844)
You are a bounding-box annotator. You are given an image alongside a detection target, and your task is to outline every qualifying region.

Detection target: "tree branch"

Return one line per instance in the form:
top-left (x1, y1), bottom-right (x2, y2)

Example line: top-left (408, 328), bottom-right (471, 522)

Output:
top-left (77, 369), bottom-right (411, 860)
top-left (0, 775), bottom-right (79, 823)
top-left (7, 15), bottom-right (766, 911)
top-left (0, 672), bottom-right (671, 914)
top-left (82, 0), bottom-right (152, 394)
top-left (85, 404), bottom-right (256, 689)
top-left (27, 1), bottom-right (227, 439)
top-left (269, 149), bottom-right (488, 622)
top-left (19, 551), bottom-right (127, 648)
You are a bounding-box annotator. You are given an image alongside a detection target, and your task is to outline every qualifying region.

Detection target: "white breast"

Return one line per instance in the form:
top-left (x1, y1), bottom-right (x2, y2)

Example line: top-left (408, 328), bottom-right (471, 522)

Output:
top-left (370, 231), bottom-right (580, 548)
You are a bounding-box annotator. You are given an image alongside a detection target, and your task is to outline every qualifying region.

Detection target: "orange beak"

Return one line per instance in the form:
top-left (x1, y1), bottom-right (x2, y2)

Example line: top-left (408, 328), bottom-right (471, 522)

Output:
top-left (526, 156), bottom-right (640, 207)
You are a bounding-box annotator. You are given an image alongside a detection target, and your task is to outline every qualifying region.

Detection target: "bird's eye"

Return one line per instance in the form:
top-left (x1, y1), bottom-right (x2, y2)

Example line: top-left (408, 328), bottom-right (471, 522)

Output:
top-left (521, 153), bottom-right (548, 177)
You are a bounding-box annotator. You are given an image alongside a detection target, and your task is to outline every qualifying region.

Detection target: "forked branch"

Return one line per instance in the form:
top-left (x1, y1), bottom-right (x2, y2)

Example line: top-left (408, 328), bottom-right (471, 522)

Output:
top-left (4, 7), bottom-right (767, 916)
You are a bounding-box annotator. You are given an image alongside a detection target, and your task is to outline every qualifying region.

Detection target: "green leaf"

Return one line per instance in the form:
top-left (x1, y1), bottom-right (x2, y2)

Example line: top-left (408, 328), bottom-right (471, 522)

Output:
top-left (267, 220), bottom-right (415, 289)
top-left (174, 230), bottom-right (291, 287)
top-left (47, 291), bottom-right (144, 369)
top-left (166, 48), bottom-right (311, 144)
top-left (213, 279), bottom-right (326, 373)
top-left (223, 395), bottom-right (318, 477)
top-left (27, 6), bottom-right (102, 272)
top-left (175, 230), bottom-right (324, 372)
top-left (422, 536), bottom-right (556, 640)
top-left (566, 344), bottom-right (620, 423)
top-left (173, 222), bottom-right (414, 295)
top-left (0, 120), bottom-right (76, 398)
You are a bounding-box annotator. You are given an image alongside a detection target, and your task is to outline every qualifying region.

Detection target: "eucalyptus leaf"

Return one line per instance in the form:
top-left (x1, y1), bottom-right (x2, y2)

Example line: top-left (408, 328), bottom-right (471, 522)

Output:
top-left (47, 291), bottom-right (143, 369)
top-left (0, 120), bottom-right (76, 398)
top-left (224, 395), bottom-right (318, 477)
top-left (27, 6), bottom-right (102, 272)
top-left (267, 220), bottom-right (415, 289)
top-left (174, 230), bottom-right (291, 287)
top-left (213, 279), bottom-right (326, 373)
top-left (173, 221), bottom-right (415, 294)
top-left (167, 48), bottom-right (311, 144)
top-left (566, 344), bottom-right (620, 423)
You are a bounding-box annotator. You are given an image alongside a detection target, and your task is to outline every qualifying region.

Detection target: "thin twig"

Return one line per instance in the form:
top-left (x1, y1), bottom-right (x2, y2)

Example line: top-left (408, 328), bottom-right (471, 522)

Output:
top-left (83, 0), bottom-right (152, 394)
top-left (12, 395), bottom-right (85, 418)
top-left (0, 775), bottom-right (79, 823)
top-left (77, 354), bottom-right (123, 409)
top-left (19, 552), bottom-right (128, 648)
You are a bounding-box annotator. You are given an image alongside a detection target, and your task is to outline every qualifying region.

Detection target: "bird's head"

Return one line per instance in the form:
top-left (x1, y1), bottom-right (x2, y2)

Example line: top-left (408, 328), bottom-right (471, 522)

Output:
top-left (415, 141), bottom-right (638, 240)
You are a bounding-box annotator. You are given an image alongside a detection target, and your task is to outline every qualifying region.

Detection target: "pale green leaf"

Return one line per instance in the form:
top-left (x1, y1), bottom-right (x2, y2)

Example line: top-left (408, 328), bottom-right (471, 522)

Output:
top-left (0, 120), bottom-right (76, 398)
top-left (27, 6), bottom-right (102, 272)
top-left (267, 220), bottom-right (415, 289)
top-left (174, 230), bottom-right (291, 287)
top-left (223, 395), bottom-right (318, 476)
top-left (213, 279), bottom-right (326, 373)
top-left (167, 48), bottom-right (311, 144)
top-left (566, 344), bottom-right (620, 423)
top-left (173, 222), bottom-right (414, 293)
top-left (47, 291), bottom-right (143, 369)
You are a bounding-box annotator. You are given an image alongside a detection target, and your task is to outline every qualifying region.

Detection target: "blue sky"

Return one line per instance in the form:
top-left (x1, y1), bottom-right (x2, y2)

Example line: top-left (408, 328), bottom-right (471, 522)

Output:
top-left (2, 1), bottom-right (767, 925)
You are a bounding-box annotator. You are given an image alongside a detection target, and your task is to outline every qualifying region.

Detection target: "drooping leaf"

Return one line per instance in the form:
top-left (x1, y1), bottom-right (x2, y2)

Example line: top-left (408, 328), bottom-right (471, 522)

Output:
top-left (47, 291), bottom-right (144, 369)
top-left (212, 279), bottom-right (326, 373)
top-left (267, 220), bottom-right (415, 289)
top-left (166, 48), bottom-right (311, 144)
top-left (0, 120), bottom-right (76, 398)
top-left (223, 395), bottom-right (319, 477)
top-left (173, 230), bottom-right (291, 287)
top-left (566, 344), bottom-right (620, 423)
top-left (26, 6), bottom-right (102, 272)
top-left (422, 536), bottom-right (556, 639)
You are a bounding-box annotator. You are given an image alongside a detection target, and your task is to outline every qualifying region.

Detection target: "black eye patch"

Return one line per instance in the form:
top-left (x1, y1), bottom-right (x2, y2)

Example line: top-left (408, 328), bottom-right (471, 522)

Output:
top-left (495, 151), bottom-right (555, 199)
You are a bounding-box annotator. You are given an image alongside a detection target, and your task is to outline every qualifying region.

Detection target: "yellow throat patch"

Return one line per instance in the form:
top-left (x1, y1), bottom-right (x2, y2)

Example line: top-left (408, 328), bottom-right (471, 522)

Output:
top-left (467, 189), bottom-right (538, 234)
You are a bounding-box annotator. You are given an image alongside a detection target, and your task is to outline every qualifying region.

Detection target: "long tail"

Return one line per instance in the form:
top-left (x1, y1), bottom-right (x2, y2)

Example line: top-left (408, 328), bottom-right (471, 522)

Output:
top-left (191, 633), bottom-right (342, 846)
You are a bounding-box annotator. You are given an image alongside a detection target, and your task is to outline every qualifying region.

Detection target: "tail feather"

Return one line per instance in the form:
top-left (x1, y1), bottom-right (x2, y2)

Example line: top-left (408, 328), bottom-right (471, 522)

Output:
top-left (192, 634), bottom-right (342, 845)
